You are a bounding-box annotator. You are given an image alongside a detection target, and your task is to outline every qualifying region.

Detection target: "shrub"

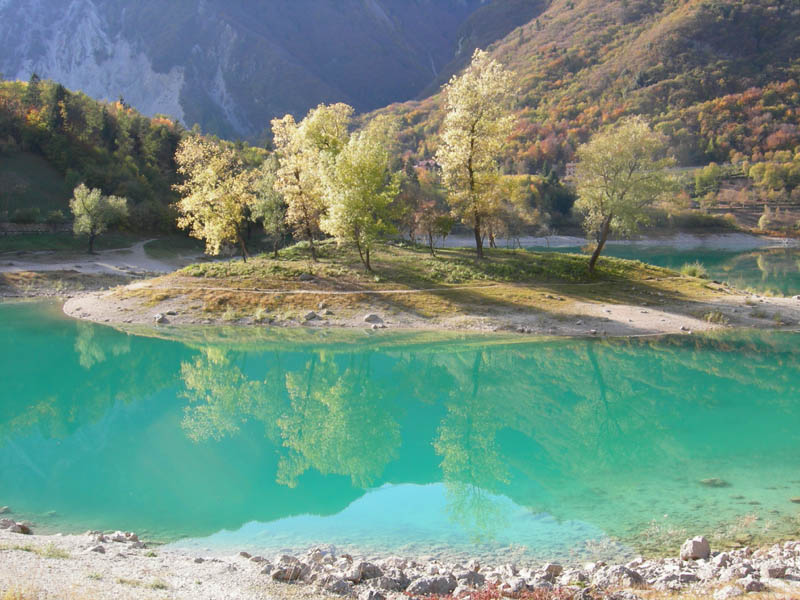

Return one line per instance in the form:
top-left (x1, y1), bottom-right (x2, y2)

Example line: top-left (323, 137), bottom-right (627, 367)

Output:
top-left (9, 207), bottom-right (41, 224)
top-left (680, 261), bottom-right (708, 278)
top-left (44, 209), bottom-right (66, 224)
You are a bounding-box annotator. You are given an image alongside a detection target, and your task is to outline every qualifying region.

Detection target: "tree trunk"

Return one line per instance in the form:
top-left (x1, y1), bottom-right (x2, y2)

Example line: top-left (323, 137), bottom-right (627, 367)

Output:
top-left (365, 247), bottom-right (371, 272)
top-left (273, 237), bottom-right (279, 259)
top-left (88, 232), bottom-right (96, 254)
top-left (355, 239), bottom-right (371, 271)
top-left (428, 231), bottom-right (436, 257)
top-left (588, 214), bottom-right (612, 273)
top-left (473, 217), bottom-right (484, 259)
top-left (238, 233), bottom-right (250, 263)
top-left (489, 231), bottom-right (497, 249)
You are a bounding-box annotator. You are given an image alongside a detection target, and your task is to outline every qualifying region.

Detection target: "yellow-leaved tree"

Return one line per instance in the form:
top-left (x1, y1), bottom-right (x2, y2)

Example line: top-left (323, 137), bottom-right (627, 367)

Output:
top-left (271, 103), bottom-right (353, 261)
top-left (436, 49), bottom-right (516, 259)
top-left (574, 117), bottom-right (676, 272)
top-left (321, 116), bottom-right (401, 271)
top-left (173, 136), bottom-right (257, 261)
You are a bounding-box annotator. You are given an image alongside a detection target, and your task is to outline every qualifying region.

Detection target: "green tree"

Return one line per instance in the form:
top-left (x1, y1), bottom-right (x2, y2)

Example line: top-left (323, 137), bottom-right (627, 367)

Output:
top-left (272, 103), bottom-right (353, 261)
top-left (436, 49), bottom-right (516, 259)
top-left (69, 183), bottom-right (128, 253)
top-left (251, 155), bottom-right (289, 258)
top-left (574, 117), bottom-right (676, 272)
top-left (173, 136), bottom-right (257, 260)
top-left (321, 117), bottom-right (401, 271)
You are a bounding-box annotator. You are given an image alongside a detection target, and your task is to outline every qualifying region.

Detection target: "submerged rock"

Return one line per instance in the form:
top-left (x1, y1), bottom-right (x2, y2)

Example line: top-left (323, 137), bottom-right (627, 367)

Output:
top-left (0, 506), bottom-right (10, 514)
top-left (700, 478), bottom-right (731, 488)
top-left (680, 536), bottom-right (711, 560)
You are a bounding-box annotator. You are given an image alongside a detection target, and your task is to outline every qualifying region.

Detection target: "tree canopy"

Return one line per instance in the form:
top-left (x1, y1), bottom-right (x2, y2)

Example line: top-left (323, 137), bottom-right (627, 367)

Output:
top-left (574, 117), bottom-right (676, 271)
top-left (69, 183), bottom-right (128, 253)
top-left (436, 49), bottom-right (516, 258)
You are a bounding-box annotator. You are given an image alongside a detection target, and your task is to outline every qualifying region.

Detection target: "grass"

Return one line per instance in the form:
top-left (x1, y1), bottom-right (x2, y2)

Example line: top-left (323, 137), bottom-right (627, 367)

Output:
top-left (679, 261), bottom-right (708, 279)
top-left (703, 310), bottom-right (729, 325)
top-left (144, 236), bottom-right (204, 259)
top-left (0, 543), bottom-right (70, 559)
top-left (0, 232), bottom-right (137, 254)
top-left (115, 240), bottom-right (732, 328)
top-left (0, 152), bottom-right (70, 216)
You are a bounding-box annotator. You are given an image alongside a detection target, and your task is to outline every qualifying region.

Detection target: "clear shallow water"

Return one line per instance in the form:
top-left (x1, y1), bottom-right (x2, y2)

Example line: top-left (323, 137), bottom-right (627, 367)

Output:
top-left (530, 245), bottom-right (800, 296)
top-left (2, 301), bottom-right (800, 562)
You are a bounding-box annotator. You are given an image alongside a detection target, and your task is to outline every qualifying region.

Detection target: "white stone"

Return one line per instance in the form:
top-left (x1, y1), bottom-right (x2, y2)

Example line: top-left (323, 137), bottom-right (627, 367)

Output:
top-left (680, 536), bottom-right (711, 560)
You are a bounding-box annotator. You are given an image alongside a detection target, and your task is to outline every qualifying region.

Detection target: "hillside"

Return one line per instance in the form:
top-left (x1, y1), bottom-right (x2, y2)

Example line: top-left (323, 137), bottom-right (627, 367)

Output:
top-left (385, 0), bottom-right (800, 174)
top-left (0, 78), bottom-right (184, 227)
top-left (0, 0), bottom-right (499, 138)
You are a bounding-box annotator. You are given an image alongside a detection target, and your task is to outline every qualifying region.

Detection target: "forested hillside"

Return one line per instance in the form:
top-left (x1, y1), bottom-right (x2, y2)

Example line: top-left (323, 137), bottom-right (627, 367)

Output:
top-left (0, 78), bottom-right (184, 228)
top-left (388, 0), bottom-right (800, 176)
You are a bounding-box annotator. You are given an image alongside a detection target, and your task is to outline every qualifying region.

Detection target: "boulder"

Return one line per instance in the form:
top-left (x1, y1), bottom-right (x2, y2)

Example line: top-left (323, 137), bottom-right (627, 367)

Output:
top-left (406, 574), bottom-right (457, 596)
top-left (680, 536), bottom-right (711, 560)
top-left (344, 561), bottom-right (382, 582)
top-left (364, 314), bottom-right (384, 324)
top-left (154, 313), bottom-right (168, 324)
top-left (298, 273), bottom-right (315, 281)
top-left (303, 311), bottom-right (319, 321)
top-left (712, 552), bottom-right (731, 568)
top-left (543, 563), bottom-right (563, 579)
top-left (86, 545), bottom-right (106, 554)
top-left (358, 590), bottom-right (386, 600)
top-left (324, 577), bottom-right (353, 595)
top-left (238, 551), bottom-right (252, 559)
top-left (0, 518), bottom-right (15, 529)
top-left (0, 507), bottom-right (10, 515)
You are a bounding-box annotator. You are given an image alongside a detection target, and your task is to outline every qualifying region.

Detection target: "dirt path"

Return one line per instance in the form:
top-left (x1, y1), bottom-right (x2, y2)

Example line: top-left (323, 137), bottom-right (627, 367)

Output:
top-left (0, 240), bottom-right (200, 276)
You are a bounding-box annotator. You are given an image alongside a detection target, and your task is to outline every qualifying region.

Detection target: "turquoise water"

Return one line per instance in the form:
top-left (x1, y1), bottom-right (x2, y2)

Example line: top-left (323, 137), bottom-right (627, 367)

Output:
top-left (2, 301), bottom-right (800, 562)
top-left (531, 245), bottom-right (800, 296)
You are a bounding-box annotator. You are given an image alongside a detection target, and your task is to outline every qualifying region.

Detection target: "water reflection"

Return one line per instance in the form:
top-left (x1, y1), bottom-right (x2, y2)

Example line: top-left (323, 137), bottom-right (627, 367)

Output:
top-left (2, 302), bottom-right (800, 559)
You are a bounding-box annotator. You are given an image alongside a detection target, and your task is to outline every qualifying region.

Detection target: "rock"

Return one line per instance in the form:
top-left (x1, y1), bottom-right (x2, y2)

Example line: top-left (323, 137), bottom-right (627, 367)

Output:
top-left (680, 325), bottom-right (690, 331)
top-left (129, 541), bottom-right (147, 549)
top-left (760, 561), bottom-right (787, 579)
top-left (406, 574), bottom-right (457, 596)
top-left (466, 559), bottom-right (480, 572)
top-left (304, 311), bottom-right (319, 321)
top-left (318, 302), bottom-right (327, 310)
top-left (86, 545), bottom-right (106, 554)
top-left (0, 507), bottom-right (9, 514)
top-left (543, 563), bottom-right (563, 578)
top-left (153, 313), bottom-right (168, 324)
top-left (239, 551), bottom-right (252, 559)
top-left (501, 576), bottom-right (527, 594)
top-left (364, 313), bottom-right (384, 324)
top-left (344, 561), bottom-right (382, 582)
top-left (250, 556), bottom-right (267, 563)
top-left (712, 552), bottom-right (732, 568)
top-left (165, 310), bottom-right (177, 316)
top-left (700, 478), bottom-right (730, 488)
top-left (680, 536), bottom-right (711, 561)
top-left (713, 585), bottom-right (744, 600)
top-left (324, 577), bottom-right (353, 595)
top-left (454, 570), bottom-right (485, 587)
top-left (738, 575), bottom-right (766, 592)
top-left (358, 590), bottom-right (386, 600)
top-left (272, 565), bottom-right (303, 582)
top-left (9, 523), bottom-right (32, 535)
top-left (606, 593), bottom-right (643, 600)
top-left (322, 309), bottom-right (334, 316)
top-left (298, 273), bottom-right (315, 281)
top-left (790, 497), bottom-right (800, 504)
top-left (0, 518), bottom-right (15, 529)
top-left (592, 565), bottom-right (642, 588)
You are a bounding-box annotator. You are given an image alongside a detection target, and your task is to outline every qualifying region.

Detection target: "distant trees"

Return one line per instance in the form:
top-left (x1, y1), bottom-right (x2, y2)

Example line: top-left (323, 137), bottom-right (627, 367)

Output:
top-left (271, 103), bottom-right (353, 261)
top-left (173, 136), bottom-right (257, 260)
top-left (251, 155), bottom-right (289, 258)
top-left (321, 117), bottom-right (401, 271)
top-left (574, 117), bottom-right (676, 272)
top-left (436, 49), bottom-right (516, 258)
top-left (69, 183), bottom-right (128, 253)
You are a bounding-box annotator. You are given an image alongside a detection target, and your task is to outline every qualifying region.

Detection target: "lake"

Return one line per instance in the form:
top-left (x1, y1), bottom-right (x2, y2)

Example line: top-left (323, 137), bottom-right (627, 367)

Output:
top-left (530, 245), bottom-right (800, 297)
top-left (2, 301), bottom-right (799, 562)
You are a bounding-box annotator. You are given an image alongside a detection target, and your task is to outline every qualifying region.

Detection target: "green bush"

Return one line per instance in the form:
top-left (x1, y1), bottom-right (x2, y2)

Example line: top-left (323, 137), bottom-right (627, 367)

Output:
top-left (9, 207), bottom-right (41, 224)
top-left (680, 261), bottom-right (708, 278)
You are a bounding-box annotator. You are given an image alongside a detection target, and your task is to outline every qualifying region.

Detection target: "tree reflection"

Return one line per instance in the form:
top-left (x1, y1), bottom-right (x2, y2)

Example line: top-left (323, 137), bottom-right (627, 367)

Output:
top-left (74, 321), bottom-right (131, 369)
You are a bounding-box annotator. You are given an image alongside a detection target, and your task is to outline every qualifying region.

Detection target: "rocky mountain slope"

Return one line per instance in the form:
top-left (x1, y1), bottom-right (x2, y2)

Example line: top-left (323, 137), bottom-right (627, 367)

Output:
top-left (0, 0), bottom-right (509, 138)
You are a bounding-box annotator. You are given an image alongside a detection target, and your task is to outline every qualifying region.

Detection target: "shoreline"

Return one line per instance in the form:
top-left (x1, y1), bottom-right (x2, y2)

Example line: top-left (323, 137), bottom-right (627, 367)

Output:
top-left (2, 523), bottom-right (800, 600)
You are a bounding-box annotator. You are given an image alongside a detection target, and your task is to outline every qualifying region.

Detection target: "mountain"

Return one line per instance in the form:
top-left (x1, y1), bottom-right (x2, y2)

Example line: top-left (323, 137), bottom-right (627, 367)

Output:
top-left (383, 0), bottom-right (800, 172)
top-left (0, 0), bottom-right (505, 138)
